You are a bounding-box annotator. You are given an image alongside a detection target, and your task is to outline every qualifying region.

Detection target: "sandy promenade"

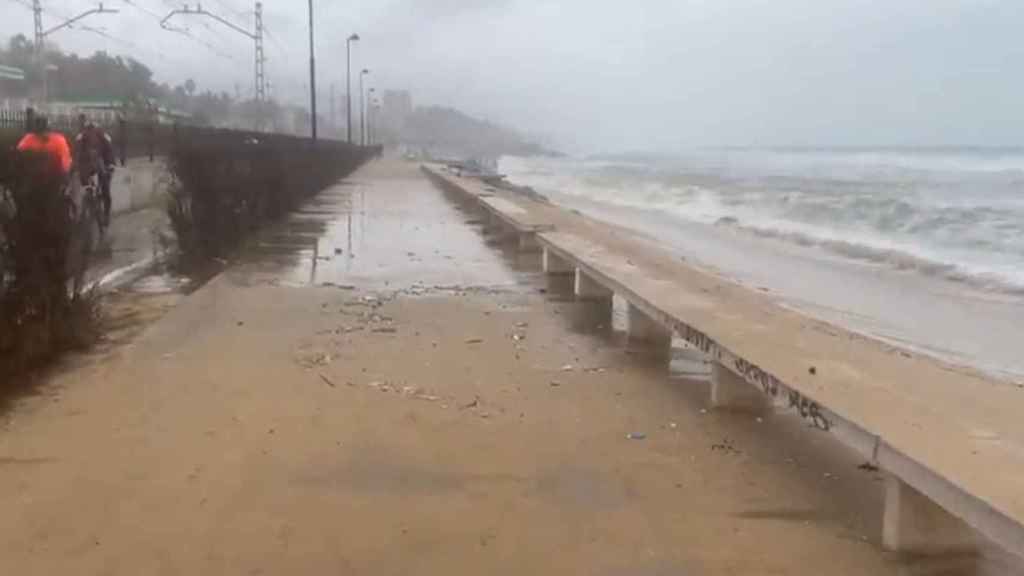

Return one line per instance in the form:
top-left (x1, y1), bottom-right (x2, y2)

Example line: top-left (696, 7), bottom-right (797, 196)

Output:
top-left (0, 159), bottom-right (1012, 574)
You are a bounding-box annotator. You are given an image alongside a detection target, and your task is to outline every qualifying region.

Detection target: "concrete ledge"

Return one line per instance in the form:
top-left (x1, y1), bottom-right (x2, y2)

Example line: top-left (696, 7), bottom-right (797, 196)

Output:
top-left (884, 475), bottom-right (977, 554)
top-left (710, 362), bottom-right (766, 410)
top-left (627, 302), bottom-right (673, 350)
top-left (543, 247), bottom-right (575, 275)
top-left (575, 269), bottom-right (613, 301)
top-left (518, 232), bottom-right (541, 252)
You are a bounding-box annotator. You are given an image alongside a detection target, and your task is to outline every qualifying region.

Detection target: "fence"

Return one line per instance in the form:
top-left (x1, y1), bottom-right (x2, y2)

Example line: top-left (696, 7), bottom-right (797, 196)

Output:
top-left (0, 107), bottom-right (359, 163)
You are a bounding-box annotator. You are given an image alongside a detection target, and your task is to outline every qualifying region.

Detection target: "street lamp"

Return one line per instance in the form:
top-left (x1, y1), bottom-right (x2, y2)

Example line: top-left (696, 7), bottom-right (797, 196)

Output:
top-left (360, 69), bottom-right (370, 146)
top-left (346, 33), bottom-right (360, 144)
top-left (368, 96), bottom-right (379, 146)
top-left (308, 0), bottom-right (317, 140)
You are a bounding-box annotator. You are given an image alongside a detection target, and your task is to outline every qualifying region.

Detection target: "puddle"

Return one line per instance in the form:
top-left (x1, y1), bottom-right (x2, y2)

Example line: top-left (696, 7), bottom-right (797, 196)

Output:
top-left (230, 175), bottom-right (521, 292)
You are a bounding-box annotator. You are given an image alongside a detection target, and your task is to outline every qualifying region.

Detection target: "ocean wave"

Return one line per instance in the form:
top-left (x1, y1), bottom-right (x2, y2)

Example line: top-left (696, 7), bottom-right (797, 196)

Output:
top-left (499, 153), bottom-right (1024, 294)
top-left (713, 217), bottom-right (1024, 294)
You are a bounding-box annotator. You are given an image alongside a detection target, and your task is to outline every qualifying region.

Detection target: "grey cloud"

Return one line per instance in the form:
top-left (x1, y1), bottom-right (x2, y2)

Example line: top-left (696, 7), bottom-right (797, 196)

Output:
top-left (4, 0), bottom-right (1024, 151)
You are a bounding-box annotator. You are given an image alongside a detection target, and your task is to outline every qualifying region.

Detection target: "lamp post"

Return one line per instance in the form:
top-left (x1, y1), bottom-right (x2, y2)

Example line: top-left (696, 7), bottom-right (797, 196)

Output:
top-left (366, 89), bottom-right (374, 145)
top-left (360, 69), bottom-right (370, 146)
top-left (346, 33), bottom-right (360, 144)
top-left (368, 96), bottom-right (378, 146)
top-left (308, 0), bottom-right (317, 140)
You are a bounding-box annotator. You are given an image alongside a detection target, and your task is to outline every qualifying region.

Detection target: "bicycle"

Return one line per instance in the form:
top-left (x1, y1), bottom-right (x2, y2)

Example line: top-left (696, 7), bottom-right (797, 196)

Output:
top-left (67, 169), bottom-right (107, 294)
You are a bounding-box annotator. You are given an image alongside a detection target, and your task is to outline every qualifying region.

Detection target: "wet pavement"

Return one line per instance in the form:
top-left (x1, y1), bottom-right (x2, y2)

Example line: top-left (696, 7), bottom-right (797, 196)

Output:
top-left (2, 158), bottom-right (1021, 575)
top-left (226, 160), bottom-right (1023, 573)
top-left (235, 168), bottom-right (521, 290)
top-left (83, 206), bottom-right (167, 291)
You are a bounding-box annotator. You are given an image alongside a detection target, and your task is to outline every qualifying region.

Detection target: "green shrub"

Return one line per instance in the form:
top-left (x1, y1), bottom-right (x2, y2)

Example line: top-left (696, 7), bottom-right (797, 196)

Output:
top-left (167, 131), bottom-right (373, 266)
top-left (0, 148), bottom-right (99, 384)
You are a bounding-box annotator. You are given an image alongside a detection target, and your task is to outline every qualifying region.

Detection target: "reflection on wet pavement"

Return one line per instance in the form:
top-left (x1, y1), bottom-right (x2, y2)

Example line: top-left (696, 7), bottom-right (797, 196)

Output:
top-left (233, 174), bottom-right (522, 291)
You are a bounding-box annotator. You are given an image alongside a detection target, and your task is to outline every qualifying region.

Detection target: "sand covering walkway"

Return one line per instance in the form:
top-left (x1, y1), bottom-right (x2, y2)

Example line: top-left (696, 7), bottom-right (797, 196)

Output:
top-left (0, 159), bottom-right (1012, 574)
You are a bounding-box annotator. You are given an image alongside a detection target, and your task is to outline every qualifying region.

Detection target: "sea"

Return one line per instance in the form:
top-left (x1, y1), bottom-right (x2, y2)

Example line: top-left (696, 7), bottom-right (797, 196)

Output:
top-left (500, 148), bottom-right (1024, 381)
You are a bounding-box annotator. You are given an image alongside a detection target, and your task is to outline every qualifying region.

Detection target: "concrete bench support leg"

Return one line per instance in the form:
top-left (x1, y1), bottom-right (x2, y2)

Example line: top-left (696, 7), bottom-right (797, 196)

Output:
top-left (543, 248), bottom-right (574, 275)
top-left (518, 232), bottom-right (540, 253)
top-left (575, 269), bottom-right (613, 301)
top-left (628, 303), bottom-right (672, 350)
top-left (710, 363), bottom-right (765, 410)
top-left (883, 475), bottom-right (977, 554)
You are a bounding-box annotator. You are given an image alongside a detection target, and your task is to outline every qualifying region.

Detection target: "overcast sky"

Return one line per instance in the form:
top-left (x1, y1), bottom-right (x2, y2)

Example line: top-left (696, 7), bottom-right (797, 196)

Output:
top-left (4, 0), bottom-right (1024, 151)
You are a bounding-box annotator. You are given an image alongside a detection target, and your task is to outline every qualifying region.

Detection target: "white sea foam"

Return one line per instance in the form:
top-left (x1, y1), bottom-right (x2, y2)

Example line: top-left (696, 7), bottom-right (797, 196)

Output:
top-left (500, 151), bottom-right (1024, 294)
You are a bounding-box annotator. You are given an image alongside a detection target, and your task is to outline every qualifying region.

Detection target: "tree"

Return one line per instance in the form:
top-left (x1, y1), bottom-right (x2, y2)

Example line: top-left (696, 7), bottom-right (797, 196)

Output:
top-left (184, 78), bottom-right (196, 97)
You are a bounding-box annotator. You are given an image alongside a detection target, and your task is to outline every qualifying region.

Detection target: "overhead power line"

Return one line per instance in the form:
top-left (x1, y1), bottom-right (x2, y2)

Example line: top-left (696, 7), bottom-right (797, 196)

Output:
top-left (161, 2), bottom-right (266, 100)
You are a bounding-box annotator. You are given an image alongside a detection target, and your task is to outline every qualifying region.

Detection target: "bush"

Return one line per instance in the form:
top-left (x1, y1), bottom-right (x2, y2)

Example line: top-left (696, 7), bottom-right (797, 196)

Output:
top-left (167, 131), bottom-right (375, 265)
top-left (0, 148), bottom-right (99, 384)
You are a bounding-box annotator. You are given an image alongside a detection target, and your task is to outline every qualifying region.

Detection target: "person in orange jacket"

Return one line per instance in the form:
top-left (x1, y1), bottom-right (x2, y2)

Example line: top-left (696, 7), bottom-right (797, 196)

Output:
top-left (16, 115), bottom-right (73, 177)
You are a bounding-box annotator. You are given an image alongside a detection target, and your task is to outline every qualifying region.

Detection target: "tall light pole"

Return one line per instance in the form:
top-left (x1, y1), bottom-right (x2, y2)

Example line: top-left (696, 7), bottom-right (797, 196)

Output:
top-left (367, 97), bottom-right (377, 146)
top-left (346, 33), bottom-right (360, 144)
top-left (31, 1), bottom-right (118, 100)
top-left (360, 69), bottom-right (370, 146)
top-left (367, 88), bottom-right (376, 146)
top-left (308, 0), bottom-right (317, 140)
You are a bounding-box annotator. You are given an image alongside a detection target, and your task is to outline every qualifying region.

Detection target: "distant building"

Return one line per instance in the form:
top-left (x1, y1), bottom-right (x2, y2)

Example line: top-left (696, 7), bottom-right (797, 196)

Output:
top-left (0, 64), bottom-right (28, 111)
top-left (41, 99), bottom-right (191, 125)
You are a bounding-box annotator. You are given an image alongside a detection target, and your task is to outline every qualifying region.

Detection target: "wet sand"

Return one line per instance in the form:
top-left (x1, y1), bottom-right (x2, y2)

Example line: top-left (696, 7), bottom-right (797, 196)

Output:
top-left (0, 158), bottom-right (1014, 574)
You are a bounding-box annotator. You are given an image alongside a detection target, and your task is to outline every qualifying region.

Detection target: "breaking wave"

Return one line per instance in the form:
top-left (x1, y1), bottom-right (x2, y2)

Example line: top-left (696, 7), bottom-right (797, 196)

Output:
top-left (500, 150), bottom-right (1024, 294)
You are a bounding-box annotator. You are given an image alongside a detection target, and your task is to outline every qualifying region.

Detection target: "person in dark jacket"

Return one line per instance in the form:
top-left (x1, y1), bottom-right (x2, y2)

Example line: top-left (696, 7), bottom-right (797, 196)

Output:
top-left (74, 114), bottom-right (116, 226)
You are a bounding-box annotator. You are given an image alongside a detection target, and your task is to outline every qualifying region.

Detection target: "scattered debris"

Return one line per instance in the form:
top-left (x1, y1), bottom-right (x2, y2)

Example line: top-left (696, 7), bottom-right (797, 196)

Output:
top-left (334, 248), bottom-right (343, 255)
top-left (465, 338), bottom-right (484, 344)
top-left (808, 366), bottom-right (818, 376)
top-left (515, 322), bottom-right (529, 328)
top-left (711, 439), bottom-right (740, 454)
top-left (626, 433), bottom-right (647, 441)
top-left (667, 422), bottom-right (678, 430)
top-left (297, 352), bottom-right (332, 368)
top-left (460, 397), bottom-right (480, 410)
top-left (550, 380), bottom-right (562, 387)
top-left (560, 364), bottom-right (575, 372)
top-left (699, 408), bottom-right (708, 415)
top-left (236, 321), bottom-right (245, 327)
top-left (319, 374), bottom-right (337, 388)
top-left (322, 282), bottom-right (356, 290)
top-left (512, 333), bottom-right (525, 342)
top-left (857, 461), bottom-right (880, 472)
top-left (372, 327), bottom-right (398, 334)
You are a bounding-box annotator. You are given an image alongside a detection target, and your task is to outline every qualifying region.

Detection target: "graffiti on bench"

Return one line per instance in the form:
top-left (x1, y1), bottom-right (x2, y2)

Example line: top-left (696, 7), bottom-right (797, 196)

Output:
top-left (734, 356), bottom-right (782, 398)
top-left (787, 391), bottom-right (832, 431)
top-left (679, 324), bottom-right (718, 357)
top-left (680, 322), bottom-right (833, 432)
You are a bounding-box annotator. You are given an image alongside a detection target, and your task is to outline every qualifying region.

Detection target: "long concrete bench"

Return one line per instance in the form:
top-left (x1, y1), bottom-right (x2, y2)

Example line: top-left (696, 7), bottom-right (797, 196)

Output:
top-left (421, 164), bottom-right (1024, 558)
top-left (422, 165), bottom-right (553, 251)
